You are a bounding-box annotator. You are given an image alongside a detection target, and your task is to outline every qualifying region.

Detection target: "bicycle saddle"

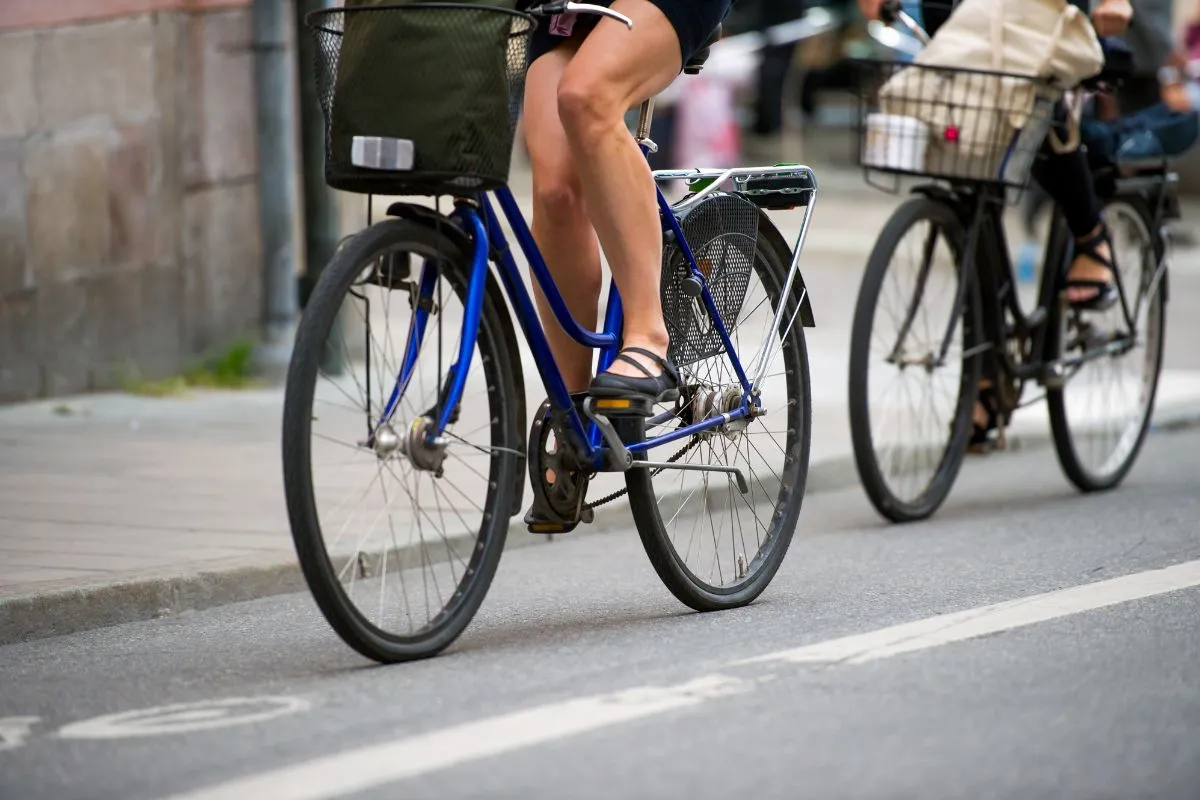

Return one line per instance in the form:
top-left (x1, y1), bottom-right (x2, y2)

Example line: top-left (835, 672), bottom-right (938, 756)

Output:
top-left (684, 24), bottom-right (722, 75)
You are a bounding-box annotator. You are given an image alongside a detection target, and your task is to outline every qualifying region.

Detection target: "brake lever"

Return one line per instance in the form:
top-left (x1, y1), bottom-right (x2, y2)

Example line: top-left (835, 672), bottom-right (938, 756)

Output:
top-left (527, 1), bottom-right (634, 29)
top-left (872, 0), bottom-right (929, 48)
top-left (893, 9), bottom-right (929, 45)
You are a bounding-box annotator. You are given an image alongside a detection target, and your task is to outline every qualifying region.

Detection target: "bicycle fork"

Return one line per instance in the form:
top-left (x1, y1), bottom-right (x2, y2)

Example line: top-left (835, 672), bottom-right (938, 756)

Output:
top-left (370, 207), bottom-right (492, 464)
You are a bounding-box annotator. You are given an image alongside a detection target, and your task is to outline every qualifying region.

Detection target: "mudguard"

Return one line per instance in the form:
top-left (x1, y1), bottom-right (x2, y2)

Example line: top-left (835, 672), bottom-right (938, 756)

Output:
top-left (756, 209), bottom-right (817, 328)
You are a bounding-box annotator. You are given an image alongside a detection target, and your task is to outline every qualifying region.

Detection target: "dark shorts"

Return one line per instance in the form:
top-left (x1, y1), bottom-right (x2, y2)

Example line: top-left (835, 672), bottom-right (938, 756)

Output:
top-left (527, 0), bottom-right (733, 67)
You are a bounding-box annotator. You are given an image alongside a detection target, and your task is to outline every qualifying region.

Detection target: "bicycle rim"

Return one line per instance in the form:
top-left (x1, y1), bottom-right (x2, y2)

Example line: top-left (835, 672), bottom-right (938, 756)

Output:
top-left (1049, 199), bottom-right (1165, 492)
top-left (282, 220), bottom-right (518, 663)
top-left (849, 197), bottom-right (981, 523)
top-left (626, 224), bottom-right (811, 611)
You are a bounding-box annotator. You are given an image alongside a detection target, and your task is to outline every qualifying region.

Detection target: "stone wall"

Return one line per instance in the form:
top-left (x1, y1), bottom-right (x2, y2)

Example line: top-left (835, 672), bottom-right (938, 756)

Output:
top-left (0, 3), bottom-right (263, 403)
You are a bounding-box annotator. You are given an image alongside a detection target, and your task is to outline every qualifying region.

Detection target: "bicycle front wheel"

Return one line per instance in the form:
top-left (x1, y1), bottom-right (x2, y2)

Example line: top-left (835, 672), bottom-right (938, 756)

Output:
top-left (849, 196), bottom-right (983, 523)
top-left (282, 219), bottom-right (521, 663)
top-left (626, 218), bottom-right (812, 612)
top-left (1048, 197), bottom-right (1166, 492)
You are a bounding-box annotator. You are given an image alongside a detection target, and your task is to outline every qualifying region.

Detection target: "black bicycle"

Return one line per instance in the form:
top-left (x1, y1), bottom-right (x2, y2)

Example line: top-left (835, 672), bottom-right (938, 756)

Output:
top-left (847, 12), bottom-right (1170, 523)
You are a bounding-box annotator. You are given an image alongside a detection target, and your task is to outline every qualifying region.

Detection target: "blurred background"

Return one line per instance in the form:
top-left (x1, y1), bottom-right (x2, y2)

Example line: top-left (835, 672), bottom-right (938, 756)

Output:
top-left (2, 0), bottom-right (1199, 406)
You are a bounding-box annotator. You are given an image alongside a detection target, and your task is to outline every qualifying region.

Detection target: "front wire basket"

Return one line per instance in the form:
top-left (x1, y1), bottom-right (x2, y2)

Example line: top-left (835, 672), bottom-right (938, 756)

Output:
top-left (854, 60), bottom-right (1062, 201)
top-left (306, 4), bottom-right (536, 196)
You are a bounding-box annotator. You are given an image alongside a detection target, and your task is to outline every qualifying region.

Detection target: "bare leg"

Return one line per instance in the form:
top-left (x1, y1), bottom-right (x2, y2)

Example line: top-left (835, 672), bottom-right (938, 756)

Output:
top-left (523, 43), bottom-right (603, 393)
top-left (556, 0), bottom-right (684, 380)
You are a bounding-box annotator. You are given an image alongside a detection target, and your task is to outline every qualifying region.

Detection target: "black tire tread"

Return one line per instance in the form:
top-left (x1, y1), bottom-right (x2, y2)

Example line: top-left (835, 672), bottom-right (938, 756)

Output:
top-left (848, 195), bottom-right (983, 523)
top-left (625, 218), bottom-right (812, 612)
top-left (282, 219), bottom-right (521, 663)
top-left (1048, 196), bottom-right (1166, 493)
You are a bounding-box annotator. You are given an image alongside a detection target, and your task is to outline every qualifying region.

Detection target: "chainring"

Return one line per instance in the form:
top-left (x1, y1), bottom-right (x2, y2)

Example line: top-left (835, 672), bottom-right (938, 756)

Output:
top-left (526, 399), bottom-right (591, 526)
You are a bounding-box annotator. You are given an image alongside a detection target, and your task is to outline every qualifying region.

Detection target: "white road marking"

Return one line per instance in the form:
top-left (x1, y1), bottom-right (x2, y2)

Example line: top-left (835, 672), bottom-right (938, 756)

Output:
top-left (0, 717), bottom-right (40, 752)
top-left (161, 559), bottom-right (1200, 800)
top-left (58, 697), bottom-right (310, 740)
top-left (159, 675), bottom-right (752, 800)
top-left (739, 558), bottom-right (1200, 667)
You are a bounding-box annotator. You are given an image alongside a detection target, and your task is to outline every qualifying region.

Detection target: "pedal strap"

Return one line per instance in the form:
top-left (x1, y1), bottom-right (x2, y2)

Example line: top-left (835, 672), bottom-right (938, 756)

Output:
top-left (1074, 226), bottom-right (1114, 271)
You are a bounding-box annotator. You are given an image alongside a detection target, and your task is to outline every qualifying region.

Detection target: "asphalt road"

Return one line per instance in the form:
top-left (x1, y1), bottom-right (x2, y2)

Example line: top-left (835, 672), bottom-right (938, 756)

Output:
top-left (2, 429), bottom-right (1199, 800)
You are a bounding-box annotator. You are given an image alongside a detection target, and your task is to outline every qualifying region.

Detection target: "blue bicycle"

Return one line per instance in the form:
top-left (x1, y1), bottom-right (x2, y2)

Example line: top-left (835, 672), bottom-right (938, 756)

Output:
top-left (283, 1), bottom-right (818, 663)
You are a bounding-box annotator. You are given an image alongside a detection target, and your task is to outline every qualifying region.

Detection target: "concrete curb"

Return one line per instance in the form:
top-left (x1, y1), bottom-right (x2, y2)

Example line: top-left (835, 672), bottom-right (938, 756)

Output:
top-left (4, 402), bottom-right (1200, 647)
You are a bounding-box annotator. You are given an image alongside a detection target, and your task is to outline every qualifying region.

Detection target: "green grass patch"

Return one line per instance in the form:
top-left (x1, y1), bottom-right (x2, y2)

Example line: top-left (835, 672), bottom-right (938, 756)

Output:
top-left (121, 339), bottom-right (261, 397)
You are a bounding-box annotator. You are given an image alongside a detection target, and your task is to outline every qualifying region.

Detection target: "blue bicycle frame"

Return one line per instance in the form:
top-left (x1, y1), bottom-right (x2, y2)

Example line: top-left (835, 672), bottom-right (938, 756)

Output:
top-left (379, 147), bottom-right (818, 473)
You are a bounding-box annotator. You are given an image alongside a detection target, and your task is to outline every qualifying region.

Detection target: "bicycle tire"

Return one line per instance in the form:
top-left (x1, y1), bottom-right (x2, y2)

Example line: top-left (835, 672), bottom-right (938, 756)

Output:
top-left (625, 218), bottom-right (812, 612)
top-left (282, 219), bottom-right (521, 663)
top-left (1048, 196), bottom-right (1166, 493)
top-left (849, 195), bottom-right (983, 523)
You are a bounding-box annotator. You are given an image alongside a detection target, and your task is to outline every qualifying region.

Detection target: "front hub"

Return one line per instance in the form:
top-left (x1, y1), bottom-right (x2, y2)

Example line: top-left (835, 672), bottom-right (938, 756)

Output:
top-left (370, 416), bottom-right (447, 475)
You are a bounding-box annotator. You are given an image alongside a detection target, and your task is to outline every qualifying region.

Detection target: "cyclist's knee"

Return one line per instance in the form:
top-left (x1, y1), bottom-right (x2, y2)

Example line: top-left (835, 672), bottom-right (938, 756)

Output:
top-left (557, 72), bottom-right (622, 143)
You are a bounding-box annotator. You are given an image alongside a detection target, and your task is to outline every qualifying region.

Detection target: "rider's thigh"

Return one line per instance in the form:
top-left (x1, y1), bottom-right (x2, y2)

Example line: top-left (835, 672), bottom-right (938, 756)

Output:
top-left (557, 0), bottom-right (683, 134)
top-left (523, 45), bottom-right (586, 214)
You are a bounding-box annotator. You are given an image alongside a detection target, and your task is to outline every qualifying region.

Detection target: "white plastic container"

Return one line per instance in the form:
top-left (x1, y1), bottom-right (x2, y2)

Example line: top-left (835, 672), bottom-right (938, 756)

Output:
top-left (863, 113), bottom-right (929, 172)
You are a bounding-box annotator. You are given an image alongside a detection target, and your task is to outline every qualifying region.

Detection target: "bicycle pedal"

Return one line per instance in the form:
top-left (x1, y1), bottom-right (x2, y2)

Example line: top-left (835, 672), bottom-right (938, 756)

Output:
top-left (581, 398), bottom-right (634, 471)
top-left (526, 520), bottom-right (579, 535)
top-left (588, 396), bottom-right (659, 417)
top-left (522, 496), bottom-right (593, 536)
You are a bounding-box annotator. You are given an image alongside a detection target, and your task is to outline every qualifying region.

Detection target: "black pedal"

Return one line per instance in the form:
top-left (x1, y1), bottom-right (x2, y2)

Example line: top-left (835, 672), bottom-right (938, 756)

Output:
top-left (582, 398), bottom-right (635, 471)
top-left (589, 396), bottom-right (659, 418)
top-left (525, 518), bottom-right (579, 536)
top-left (523, 494), bottom-right (594, 535)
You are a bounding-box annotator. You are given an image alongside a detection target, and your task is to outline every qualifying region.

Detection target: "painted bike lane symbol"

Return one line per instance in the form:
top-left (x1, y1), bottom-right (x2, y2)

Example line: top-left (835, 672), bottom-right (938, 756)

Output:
top-left (57, 697), bottom-right (311, 741)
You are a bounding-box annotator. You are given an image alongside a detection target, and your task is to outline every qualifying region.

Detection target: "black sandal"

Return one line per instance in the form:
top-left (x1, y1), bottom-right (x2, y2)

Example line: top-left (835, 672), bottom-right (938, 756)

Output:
top-left (1065, 226), bottom-right (1118, 312)
top-left (588, 346), bottom-right (680, 416)
top-left (968, 383), bottom-right (1000, 452)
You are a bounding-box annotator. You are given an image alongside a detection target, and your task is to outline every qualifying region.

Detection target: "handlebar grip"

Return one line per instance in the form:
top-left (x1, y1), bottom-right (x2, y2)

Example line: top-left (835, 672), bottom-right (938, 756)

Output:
top-left (879, 0), bottom-right (902, 24)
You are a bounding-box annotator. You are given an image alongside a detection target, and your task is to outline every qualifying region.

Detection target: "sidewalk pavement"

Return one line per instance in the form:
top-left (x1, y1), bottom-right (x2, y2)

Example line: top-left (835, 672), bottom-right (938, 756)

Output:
top-left (5, 164), bottom-right (1200, 645)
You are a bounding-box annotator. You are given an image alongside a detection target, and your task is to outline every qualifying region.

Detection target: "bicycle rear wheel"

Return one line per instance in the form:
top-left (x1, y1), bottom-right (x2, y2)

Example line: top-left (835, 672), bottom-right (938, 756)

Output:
top-left (849, 196), bottom-right (983, 523)
top-left (1048, 197), bottom-right (1166, 492)
top-left (625, 217), bottom-right (812, 612)
top-left (282, 219), bottom-right (521, 663)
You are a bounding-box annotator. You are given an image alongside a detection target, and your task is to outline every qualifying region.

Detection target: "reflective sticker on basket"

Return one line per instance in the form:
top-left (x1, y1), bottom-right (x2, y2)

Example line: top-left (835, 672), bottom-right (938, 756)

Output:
top-left (351, 136), bottom-right (415, 171)
top-left (550, 13), bottom-right (578, 37)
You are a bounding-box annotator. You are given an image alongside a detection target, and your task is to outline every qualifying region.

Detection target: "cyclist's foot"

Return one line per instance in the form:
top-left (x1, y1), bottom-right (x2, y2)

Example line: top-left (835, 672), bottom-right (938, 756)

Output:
top-left (969, 380), bottom-right (999, 452)
top-left (588, 345), bottom-right (680, 415)
top-left (1064, 223), bottom-right (1118, 311)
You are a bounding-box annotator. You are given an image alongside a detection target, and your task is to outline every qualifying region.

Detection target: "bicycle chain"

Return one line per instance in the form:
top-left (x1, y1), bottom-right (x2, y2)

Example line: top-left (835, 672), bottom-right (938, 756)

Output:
top-left (583, 436), bottom-right (701, 511)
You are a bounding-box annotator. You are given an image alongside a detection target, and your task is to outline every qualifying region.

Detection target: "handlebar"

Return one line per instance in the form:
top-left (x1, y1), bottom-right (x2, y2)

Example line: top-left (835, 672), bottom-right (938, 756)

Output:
top-left (878, 0), bottom-right (930, 45)
top-left (525, 1), bottom-right (634, 30)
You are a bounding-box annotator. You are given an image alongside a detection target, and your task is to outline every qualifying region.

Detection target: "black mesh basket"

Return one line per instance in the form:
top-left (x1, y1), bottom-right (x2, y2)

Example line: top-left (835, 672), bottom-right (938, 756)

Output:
top-left (855, 60), bottom-right (1061, 194)
top-left (306, 4), bottom-right (535, 196)
top-left (661, 193), bottom-right (759, 368)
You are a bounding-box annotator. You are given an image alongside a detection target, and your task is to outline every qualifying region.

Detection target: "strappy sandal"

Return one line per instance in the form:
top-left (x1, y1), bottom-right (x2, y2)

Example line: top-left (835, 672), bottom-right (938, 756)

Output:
top-left (968, 383), bottom-right (1000, 452)
top-left (1065, 225), bottom-right (1118, 312)
top-left (588, 346), bottom-right (680, 417)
